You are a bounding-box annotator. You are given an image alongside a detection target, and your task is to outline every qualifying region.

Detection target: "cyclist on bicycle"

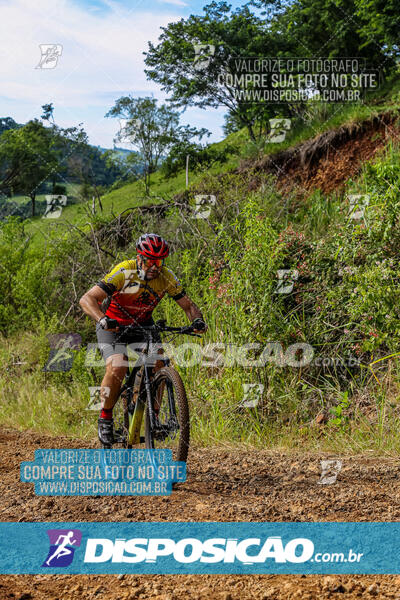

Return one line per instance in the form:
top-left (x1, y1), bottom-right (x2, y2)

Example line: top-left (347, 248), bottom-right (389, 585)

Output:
top-left (79, 233), bottom-right (207, 446)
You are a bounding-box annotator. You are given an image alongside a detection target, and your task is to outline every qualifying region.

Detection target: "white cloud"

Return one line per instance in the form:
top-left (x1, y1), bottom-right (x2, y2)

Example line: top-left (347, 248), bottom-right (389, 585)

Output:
top-left (0, 2), bottom-right (176, 111)
top-left (0, 0), bottom-right (226, 146)
top-left (157, 0), bottom-right (188, 6)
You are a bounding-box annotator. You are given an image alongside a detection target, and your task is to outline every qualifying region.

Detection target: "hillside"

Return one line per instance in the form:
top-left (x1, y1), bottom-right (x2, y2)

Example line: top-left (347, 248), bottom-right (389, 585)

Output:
top-left (10, 77), bottom-right (399, 242)
top-left (1, 77), bottom-right (400, 454)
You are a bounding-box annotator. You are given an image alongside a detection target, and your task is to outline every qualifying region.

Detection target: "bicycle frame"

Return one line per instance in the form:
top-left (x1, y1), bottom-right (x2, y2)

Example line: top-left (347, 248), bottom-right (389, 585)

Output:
top-left (120, 330), bottom-right (170, 446)
top-left (112, 320), bottom-right (200, 447)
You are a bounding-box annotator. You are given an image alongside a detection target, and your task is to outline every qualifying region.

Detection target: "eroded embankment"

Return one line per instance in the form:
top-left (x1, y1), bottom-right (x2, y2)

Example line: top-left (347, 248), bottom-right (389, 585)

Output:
top-left (238, 110), bottom-right (400, 195)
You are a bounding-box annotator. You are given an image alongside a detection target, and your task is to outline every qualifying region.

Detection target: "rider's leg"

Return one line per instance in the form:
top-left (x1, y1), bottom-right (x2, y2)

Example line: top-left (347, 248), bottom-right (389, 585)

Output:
top-left (96, 324), bottom-right (130, 445)
top-left (100, 353), bottom-right (128, 413)
top-left (96, 323), bottom-right (129, 416)
top-left (98, 353), bottom-right (128, 445)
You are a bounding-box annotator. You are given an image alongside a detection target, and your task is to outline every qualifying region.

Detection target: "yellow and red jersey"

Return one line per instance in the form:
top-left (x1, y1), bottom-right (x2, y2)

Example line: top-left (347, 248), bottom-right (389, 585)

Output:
top-left (96, 259), bottom-right (185, 325)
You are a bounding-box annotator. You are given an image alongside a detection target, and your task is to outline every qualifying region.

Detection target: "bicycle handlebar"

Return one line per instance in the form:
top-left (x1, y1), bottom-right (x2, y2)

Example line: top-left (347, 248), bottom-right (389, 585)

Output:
top-left (114, 320), bottom-right (201, 337)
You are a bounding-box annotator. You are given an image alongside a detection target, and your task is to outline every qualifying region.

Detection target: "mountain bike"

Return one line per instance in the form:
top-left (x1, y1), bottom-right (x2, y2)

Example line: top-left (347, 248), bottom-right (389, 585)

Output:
top-left (101, 319), bottom-right (201, 463)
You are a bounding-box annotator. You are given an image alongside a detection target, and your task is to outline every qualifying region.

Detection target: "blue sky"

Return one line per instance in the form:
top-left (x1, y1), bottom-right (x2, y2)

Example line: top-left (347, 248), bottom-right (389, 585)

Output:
top-left (0, 0), bottom-right (246, 148)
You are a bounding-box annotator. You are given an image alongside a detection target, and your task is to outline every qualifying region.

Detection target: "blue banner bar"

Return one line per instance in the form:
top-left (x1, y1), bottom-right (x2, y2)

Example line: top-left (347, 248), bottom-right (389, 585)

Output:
top-left (0, 522), bottom-right (398, 574)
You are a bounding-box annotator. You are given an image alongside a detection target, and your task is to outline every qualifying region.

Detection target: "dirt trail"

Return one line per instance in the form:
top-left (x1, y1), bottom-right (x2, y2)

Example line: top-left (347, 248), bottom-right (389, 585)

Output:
top-left (1, 426), bottom-right (400, 599)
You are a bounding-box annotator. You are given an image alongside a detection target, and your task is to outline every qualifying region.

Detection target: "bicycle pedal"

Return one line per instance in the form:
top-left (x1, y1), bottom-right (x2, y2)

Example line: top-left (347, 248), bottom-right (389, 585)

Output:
top-left (153, 425), bottom-right (169, 441)
top-left (154, 432), bottom-right (168, 441)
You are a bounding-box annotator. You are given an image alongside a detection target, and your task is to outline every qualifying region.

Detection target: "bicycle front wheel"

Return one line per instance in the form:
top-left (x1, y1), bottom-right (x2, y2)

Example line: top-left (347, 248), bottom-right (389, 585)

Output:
top-left (145, 366), bottom-right (190, 463)
top-left (111, 393), bottom-right (130, 449)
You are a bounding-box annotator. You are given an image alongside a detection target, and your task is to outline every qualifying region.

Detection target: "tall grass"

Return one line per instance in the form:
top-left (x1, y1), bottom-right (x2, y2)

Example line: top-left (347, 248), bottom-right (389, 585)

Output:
top-left (2, 82), bottom-right (400, 452)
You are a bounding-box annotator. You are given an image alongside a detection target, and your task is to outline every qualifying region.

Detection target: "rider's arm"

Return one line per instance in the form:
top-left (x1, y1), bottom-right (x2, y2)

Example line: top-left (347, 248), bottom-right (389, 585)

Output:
top-left (79, 285), bottom-right (109, 323)
top-left (79, 261), bottom-right (129, 323)
top-left (175, 295), bottom-right (207, 332)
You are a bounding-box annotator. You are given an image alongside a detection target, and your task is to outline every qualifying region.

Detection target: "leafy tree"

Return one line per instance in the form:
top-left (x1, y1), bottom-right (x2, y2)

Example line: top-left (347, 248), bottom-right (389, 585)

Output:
top-left (106, 96), bottom-right (209, 193)
top-left (41, 103), bottom-right (55, 124)
top-left (223, 111), bottom-right (244, 136)
top-left (40, 104), bottom-right (123, 197)
top-left (0, 119), bottom-right (60, 216)
top-left (253, 0), bottom-right (393, 70)
top-left (62, 126), bottom-right (105, 211)
top-left (161, 139), bottom-right (236, 178)
top-left (41, 106), bottom-right (123, 210)
top-left (0, 117), bottom-right (20, 137)
top-left (103, 149), bottom-right (143, 184)
top-left (144, 2), bottom-right (285, 142)
top-left (355, 0), bottom-right (400, 60)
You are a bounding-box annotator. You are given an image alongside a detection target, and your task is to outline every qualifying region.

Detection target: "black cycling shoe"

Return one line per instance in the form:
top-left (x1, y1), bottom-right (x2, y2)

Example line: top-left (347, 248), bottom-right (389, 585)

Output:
top-left (98, 417), bottom-right (114, 447)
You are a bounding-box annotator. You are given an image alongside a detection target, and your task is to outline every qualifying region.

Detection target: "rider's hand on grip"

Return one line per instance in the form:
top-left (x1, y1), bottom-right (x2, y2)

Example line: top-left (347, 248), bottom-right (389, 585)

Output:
top-left (155, 319), bottom-right (167, 329)
top-left (99, 316), bottom-right (119, 331)
top-left (191, 318), bottom-right (207, 333)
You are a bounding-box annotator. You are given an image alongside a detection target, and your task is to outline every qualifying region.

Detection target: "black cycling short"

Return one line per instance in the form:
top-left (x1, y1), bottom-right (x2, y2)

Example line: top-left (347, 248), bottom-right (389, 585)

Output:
top-left (95, 318), bottom-right (162, 365)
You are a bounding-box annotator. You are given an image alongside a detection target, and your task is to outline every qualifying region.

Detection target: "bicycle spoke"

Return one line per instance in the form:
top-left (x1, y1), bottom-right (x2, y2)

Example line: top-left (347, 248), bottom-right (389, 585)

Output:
top-left (145, 366), bottom-right (190, 463)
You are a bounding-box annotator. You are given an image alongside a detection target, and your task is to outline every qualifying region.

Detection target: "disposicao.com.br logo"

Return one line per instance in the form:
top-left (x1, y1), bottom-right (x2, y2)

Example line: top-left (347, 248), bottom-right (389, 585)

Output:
top-left (42, 529), bottom-right (82, 567)
top-left (83, 536), bottom-right (363, 565)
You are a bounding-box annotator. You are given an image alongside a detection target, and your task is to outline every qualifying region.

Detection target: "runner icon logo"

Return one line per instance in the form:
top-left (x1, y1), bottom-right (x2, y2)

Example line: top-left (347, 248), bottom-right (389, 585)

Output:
top-left (42, 529), bottom-right (82, 567)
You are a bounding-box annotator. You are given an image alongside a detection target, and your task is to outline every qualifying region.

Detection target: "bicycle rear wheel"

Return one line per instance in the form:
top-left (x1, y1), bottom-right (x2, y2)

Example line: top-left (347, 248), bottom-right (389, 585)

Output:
top-left (145, 366), bottom-right (190, 463)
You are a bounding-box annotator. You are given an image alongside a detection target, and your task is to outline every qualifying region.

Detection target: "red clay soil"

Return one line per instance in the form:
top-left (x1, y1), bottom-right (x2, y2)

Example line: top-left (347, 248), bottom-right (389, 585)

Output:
top-left (238, 111), bottom-right (400, 196)
top-left (1, 426), bottom-right (400, 599)
top-left (282, 121), bottom-right (396, 195)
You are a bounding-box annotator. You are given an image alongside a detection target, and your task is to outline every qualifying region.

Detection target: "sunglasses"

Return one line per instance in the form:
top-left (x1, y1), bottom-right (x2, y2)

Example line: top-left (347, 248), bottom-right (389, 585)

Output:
top-left (140, 257), bottom-right (165, 267)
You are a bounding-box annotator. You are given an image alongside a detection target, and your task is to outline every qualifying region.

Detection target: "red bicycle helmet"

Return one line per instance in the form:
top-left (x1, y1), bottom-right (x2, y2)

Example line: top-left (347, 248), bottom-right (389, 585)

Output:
top-left (136, 233), bottom-right (169, 259)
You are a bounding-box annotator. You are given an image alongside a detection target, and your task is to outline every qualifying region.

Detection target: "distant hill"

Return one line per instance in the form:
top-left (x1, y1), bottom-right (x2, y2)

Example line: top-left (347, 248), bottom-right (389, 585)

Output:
top-left (98, 146), bottom-right (135, 157)
top-left (0, 119), bottom-right (135, 160)
top-left (0, 119), bottom-right (136, 187)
